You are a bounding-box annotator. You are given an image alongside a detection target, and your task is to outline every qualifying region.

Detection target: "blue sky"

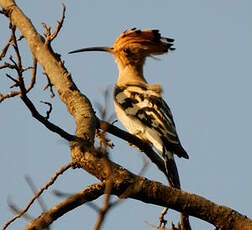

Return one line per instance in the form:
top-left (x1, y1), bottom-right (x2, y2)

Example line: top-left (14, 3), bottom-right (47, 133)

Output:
top-left (1, 1), bottom-right (252, 229)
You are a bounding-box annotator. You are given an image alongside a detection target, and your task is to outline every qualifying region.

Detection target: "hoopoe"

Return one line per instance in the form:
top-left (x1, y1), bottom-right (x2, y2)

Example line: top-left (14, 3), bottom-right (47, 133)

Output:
top-left (70, 28), bottom-right (191, 228)
top-left (69, 28), bottom-right (189, 190)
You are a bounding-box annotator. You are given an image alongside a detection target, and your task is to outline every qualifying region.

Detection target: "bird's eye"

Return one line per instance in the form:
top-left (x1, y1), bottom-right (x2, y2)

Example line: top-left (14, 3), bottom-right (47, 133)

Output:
top-left (123, 48), bottom-right (131, 54)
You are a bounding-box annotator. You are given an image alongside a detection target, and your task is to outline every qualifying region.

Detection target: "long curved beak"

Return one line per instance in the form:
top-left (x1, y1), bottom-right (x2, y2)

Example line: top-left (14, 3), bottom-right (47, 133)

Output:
top-left (69, 46), bottom-right (113, 54)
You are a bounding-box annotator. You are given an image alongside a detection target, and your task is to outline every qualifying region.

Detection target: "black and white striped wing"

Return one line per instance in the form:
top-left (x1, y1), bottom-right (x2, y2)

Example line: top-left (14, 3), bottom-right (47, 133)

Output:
top-left (114, 84), bottom-right (189, 159)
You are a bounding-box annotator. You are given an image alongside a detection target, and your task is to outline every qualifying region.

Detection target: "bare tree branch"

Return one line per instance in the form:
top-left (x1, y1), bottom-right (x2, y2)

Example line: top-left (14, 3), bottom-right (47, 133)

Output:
top-left (24, 176), bottom-right (50, 230)
top-left (1, 1), bottom-right (252, 230)
top-left (20, 161), bottom-right (252, 230)
top-left (0, 26), bottom-right (37, 102)
top-left (25, 56), bottom-right (37, 92)
top-left (23, 183), bottom-right (106, 230)
top-left (24, 175), bottom-right (48, 213)
top-left (93, 160), bottom-right (113, 230)
top-left (40, 100), bottom-right (53, 120)
top-left (1, 1), bottom-right (98, 168)
top-left (7, 198), bottom-right (34, 221)
top-left (0, 31), bottom-right (12, 59)
top-left (19, 77), bottom-right (75, 141)
top-left (99, 120), bottom-right (190, 230)
top-left (42, 4), bottom-right (65, 48)
top-left (2, 162), bottom-right (72, 230)
top-left (43, 72), bottom-right (55, 98)
top-left (10, 24), bottom-right (21, 70)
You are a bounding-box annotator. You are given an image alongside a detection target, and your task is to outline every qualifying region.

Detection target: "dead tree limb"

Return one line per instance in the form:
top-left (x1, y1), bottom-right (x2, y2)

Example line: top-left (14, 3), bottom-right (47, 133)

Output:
top-left (0, 1), bottom-right (251, 230)
top-left (22, 159), bottom-right (252, 230)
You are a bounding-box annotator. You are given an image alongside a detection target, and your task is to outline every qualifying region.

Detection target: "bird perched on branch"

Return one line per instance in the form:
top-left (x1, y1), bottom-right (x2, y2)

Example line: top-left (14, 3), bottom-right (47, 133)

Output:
top-left (70, 28), bottom-right (191, 229)
top-left (69, 28), bottom-right (189, 189)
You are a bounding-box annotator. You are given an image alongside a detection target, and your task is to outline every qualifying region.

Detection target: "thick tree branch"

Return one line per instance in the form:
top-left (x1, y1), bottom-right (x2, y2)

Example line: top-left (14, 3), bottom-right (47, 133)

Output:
top-left (1, 1), bottom-right (251, 230)
top-left (22, 159), bottom-right (252, 230)
top-left (0, 0), bottom-right (97, 155)
top-left (23, 183), bottom-right (106, 230)
top-left (47, 141), bottom-right (252, 230)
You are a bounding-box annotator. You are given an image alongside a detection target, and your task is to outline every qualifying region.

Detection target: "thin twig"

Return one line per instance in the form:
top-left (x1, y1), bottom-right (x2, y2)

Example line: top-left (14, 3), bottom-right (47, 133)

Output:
top-left (6, 73), bottom-right (18, 84)
top-left (7, 197), bottom-right (34, 221)
top-left (96, 129), bottom-right (114, 150)
top-left (24, 183), bottom-right (106, 230)
top-left (49, 4), bottom-right (66, 42)
top-left (40, 101), bottom-right (53, 120)
top-left (95, 86), bottom-right (115, 150)
top-left (52, 190), bottom-right (73, 198)
top-left (1, 30), bottom-right (70, 140)
top-left (18, 74), bottom-right (74, 141)
top-left (10, 24), bottom-right (22, 70)
top-left (0, 62), bottom-right (13, 69)
top-left (0, 90), bottom-right (19, 102)
top-left (95, 86), bottom-right (116, 123)
top-left (43, 72), bottom-right (55, 98)
top-left (159, 207), bottom-right (168, 228)
top-left (17, 35), bottom-right (24, 41)
top-left (43, 4), bottom-right (65, 47)
top-left (0, 34), bottom-right (12, 60)
top-left (25, 57), bottom-right (37, 93)
top-left (145, 221), bottom-right (180, 230)
top-left (0, 29), bottom-right (37, 103)
top-left (23, 176), bottom-right (51, 229)
top-left (93, 160), bottom-right (113, 230)
top-left (2, 162), bottom-right (73, 230)
top-left (0, 58), bottom-right (36, 102)
top-left (24, 175), bottom-right (48, 212)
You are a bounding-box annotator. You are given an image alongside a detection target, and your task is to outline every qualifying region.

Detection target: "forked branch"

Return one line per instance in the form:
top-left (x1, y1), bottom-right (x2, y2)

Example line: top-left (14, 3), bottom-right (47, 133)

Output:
top-left (0, 25), bottom-right (37, 103)
top-left (0, 1), bottom-right (252, 230)
top-left (42, 4), bottom-right (65, 47)
top-left (2, 162), bottom-right (72, 230)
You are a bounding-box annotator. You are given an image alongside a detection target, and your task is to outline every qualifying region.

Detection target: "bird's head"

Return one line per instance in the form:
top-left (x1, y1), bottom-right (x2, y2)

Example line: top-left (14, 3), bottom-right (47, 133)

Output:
top-left (69, 29), bottom-right (175, 69)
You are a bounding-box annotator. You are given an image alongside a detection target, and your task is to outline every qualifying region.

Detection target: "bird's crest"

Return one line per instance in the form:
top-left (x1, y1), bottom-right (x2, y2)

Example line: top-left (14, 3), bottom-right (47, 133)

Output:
top-left (113, 28), bottom-right (175, 56)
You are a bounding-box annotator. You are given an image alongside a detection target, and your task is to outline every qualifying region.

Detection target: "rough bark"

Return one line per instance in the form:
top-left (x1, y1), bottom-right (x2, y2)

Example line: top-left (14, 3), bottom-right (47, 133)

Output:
top-left (23, 183), bottom-right (106, 230)
top-left (0, 1), bottom-right (251, 230)
top-left (0, 0), bottom-right (97, 162)
top-left (23, 154), bottom-right (252, 230)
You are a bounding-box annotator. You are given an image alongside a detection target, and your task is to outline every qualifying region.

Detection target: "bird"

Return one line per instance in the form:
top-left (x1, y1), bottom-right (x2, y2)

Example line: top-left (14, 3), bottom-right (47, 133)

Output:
top-left (69, 29), bottom-right (191, 229)
top-left (69, 28), bottom-right (189, 189)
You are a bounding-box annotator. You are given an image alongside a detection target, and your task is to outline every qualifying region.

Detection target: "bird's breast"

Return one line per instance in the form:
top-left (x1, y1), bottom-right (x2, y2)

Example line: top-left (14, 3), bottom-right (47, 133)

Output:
top-left (113, 101), bottom-right (145, 136)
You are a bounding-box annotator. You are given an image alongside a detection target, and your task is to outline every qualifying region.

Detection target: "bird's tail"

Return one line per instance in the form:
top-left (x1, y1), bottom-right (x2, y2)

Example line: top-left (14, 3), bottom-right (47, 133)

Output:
top-left (163, 152), bottom-right (191, 230)
top-left (163, 152), bottom-right (180, 189)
